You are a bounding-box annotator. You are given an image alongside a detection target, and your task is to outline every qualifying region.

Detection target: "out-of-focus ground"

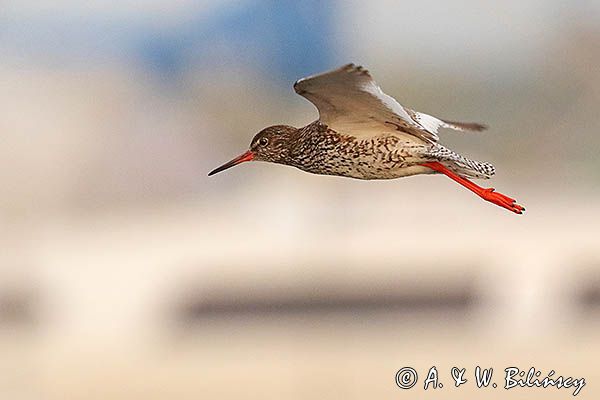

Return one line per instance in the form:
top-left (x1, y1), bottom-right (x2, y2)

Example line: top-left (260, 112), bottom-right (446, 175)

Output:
top-left (1, 1), bottom-right (599, 399)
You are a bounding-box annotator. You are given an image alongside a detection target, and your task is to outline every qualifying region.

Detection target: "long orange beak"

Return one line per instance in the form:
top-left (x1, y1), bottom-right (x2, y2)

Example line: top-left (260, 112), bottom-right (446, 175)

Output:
top-left (208, 150), bottom-right (254, 176)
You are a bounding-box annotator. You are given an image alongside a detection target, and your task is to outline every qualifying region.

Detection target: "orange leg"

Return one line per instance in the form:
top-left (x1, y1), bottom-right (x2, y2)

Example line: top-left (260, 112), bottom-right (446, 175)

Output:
top-left (420, 162), bottom-right (525, 214)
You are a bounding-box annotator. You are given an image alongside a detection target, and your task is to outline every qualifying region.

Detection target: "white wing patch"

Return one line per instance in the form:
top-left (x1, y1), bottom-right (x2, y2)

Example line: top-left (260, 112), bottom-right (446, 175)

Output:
top-left (360, 80), bottom-right (418, 129)
top-left (409, 109), bottom-right (487, 133)
top-left (412, 112), bottom-right (446, 134)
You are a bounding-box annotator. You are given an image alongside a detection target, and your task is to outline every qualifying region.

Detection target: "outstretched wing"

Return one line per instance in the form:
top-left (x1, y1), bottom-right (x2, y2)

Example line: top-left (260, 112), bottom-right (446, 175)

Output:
top-left (294, 64), bottom-right (486, 144)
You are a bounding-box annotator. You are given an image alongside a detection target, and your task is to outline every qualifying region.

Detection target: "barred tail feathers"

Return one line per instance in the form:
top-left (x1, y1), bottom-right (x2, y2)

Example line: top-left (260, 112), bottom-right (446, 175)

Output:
top-left (425, 145), bottom-right (495, 179)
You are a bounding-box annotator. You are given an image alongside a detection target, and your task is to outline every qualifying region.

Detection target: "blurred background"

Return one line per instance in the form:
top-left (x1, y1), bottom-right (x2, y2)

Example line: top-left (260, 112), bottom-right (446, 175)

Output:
top-left (1, 0), bottom-right (600, 398)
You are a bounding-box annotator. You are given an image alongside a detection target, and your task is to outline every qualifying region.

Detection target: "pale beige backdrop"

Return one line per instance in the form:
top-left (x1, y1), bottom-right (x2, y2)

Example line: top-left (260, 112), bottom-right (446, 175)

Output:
top-left (1, 0), bottom-right (599, 399)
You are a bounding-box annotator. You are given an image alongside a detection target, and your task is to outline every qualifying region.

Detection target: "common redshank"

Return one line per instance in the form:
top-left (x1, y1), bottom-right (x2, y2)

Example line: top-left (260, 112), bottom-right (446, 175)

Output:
top-left (209, 64), bottom-right (524, 214)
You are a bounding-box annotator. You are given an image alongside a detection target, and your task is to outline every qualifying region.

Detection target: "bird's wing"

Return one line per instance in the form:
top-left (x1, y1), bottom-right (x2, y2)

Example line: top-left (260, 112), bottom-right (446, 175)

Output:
top-left (294, 64), bottom-right (486, 144)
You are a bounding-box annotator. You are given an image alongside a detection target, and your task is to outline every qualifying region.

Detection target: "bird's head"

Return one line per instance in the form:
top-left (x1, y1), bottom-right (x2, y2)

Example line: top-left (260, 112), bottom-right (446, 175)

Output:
top-left (208, 125), bottom-right (299, 176)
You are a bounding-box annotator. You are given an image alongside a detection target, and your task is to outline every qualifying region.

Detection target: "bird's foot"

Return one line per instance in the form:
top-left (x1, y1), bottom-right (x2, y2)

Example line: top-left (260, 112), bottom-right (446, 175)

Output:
top-left (479, 188), bottom-right (525, 214)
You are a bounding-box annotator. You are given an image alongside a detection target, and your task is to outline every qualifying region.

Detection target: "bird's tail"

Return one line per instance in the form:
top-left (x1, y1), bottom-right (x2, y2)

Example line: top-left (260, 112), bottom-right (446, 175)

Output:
top-left (425, 144), bottom-right (495, 179)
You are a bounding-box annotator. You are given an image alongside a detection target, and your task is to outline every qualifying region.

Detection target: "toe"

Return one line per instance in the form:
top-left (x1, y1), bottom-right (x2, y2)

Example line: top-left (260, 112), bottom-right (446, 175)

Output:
top-left (481, 189), bottom-right (525, 214)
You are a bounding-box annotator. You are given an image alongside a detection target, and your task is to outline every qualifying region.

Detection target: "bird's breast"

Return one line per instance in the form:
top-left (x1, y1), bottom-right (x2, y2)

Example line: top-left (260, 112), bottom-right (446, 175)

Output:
top-left (291, 133), bottom-right (429, 180)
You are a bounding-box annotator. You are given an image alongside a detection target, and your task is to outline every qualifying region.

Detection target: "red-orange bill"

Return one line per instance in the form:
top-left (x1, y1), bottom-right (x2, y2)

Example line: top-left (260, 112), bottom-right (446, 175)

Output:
top-left (208, 150), bottom-right (254, 176)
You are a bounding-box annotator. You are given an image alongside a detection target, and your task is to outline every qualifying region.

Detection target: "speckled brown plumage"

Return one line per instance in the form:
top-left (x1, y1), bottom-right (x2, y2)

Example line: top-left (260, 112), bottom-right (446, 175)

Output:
top-left (209, 64), bottom-right (524, 214)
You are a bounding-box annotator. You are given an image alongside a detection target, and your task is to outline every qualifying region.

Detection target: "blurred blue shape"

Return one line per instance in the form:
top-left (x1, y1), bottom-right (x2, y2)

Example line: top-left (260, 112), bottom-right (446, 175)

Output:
top-left (0, 1), bottom-right (336, 83)
top-left (138, 0), bottom-right (336, 82)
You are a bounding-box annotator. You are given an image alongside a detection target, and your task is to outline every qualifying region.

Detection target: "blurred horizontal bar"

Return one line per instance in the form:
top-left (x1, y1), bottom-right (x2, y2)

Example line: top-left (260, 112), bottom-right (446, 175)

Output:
top-left (175, 285), bottom-right (476, 323)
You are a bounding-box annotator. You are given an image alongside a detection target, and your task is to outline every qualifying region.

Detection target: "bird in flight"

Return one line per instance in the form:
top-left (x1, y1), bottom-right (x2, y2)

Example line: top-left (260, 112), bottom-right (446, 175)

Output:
top-left (209, 64), bottom-right (524, 214)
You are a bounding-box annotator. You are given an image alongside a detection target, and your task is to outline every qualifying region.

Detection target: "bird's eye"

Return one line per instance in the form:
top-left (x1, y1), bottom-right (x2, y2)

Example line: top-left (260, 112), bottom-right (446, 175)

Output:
top-left (259, 137), bottom-right (269, 146)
